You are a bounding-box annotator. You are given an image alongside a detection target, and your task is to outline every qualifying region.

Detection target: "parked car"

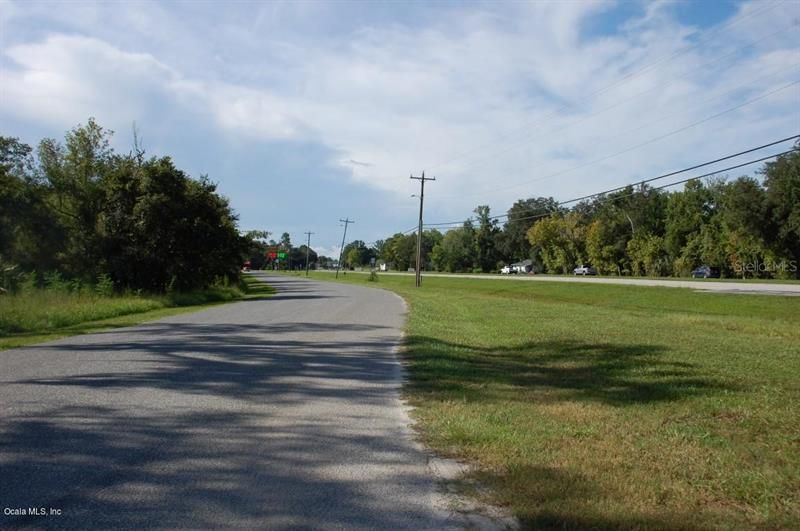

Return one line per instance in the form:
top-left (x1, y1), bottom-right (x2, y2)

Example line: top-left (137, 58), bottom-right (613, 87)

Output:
top-left (500, 265), bottom-right (512, 274)
top-left (691, 265), bottom-right (720, 278)
top-left (573, 265), bottom-right (597, 275)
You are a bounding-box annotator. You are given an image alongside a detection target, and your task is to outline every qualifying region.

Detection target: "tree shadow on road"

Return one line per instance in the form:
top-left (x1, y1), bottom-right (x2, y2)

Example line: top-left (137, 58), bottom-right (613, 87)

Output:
top-left (1, 318), bottom-right (448, 529)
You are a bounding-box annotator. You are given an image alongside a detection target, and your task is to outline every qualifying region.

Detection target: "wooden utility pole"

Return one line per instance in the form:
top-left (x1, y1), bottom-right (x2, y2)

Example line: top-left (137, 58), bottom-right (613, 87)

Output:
top-left (410, 172), bottom-right (435, 287)
top-left (304, 231), bottom-right (314, 276)
top-left (335, 218), bottom-right (354, 279)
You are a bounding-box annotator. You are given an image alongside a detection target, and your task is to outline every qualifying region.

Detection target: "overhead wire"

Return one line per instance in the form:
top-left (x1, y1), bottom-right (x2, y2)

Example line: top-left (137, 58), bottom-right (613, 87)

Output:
top-left (430, 22), bottom-right (797, 183)
top-left (458, 77), bottom-right (800, 199)
top-left (411, 143), bottom-right (798, 231)
top-left (421, 0), bottom-right (783, 173)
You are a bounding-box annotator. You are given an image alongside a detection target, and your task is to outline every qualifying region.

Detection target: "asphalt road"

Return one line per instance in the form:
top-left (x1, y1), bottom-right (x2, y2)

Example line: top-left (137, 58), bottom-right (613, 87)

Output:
top-left (0, 274), bottom-right (456, 530)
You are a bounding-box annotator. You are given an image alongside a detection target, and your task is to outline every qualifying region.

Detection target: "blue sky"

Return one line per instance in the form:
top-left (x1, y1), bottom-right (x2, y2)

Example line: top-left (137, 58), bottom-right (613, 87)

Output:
top-left (1, 0), bottom-right (798, 256)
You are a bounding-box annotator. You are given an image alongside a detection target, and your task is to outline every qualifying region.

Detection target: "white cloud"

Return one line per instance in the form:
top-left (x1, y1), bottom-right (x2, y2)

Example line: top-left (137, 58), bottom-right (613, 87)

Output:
top-left (1, 34), bottom-right (176, 130)
top-left (1, 0), bottom-right (799, 226)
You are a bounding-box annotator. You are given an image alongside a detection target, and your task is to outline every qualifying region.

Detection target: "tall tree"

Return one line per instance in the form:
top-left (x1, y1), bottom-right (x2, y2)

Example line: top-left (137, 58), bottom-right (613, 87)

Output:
top-left (762, 148), bottom-right (800, 278)
top-left (527, 213), bottom-right (585, 274)
top-left (500, 197), bottom-right (559, 262)
top-left (474, 205), bottom-right (500, 272)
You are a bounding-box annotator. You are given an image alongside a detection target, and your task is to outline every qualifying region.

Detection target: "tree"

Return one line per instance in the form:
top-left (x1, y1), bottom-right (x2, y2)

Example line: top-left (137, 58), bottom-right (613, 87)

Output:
top-left (243, 230), bottom-right (271, 270)
top-left (586, 219), bottom-right (621, 275)
top-left (380, 233), bottom-right (417, 270)
top-left (99, 156), bottom-right (246, 291)
top-left (665, 180), bottom-right (714, 272)
top-left (0, 137), bottom-right (61, 272)
top-left (2, 119), bottom-right (249, 291)
top-left (342, 240), bottom-right (374, 268)
top-left (500, 197), bottom-right (559, 262)
top-left (627, 233), bottom-right (667, 276)
top-left (474, 205), bottom-right (500, 272)
top-left (431, 225), bottom-right (475, 272)
top-left (36, 119), bottom-right (115, 280)
top-left (280, 232), bottom-right (292, 249)
top-left (527, 213), bottom-right (585, 274)
top-left (762, 148), bottom-right (800, 278)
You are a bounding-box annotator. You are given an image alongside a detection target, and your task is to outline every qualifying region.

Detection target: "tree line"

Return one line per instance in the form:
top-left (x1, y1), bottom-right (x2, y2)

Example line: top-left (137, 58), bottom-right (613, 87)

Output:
top-left (1, 119), bottom-right (247, 293)
top-left (343, 149), bottom-right (799, 279)
top-left (244, 231), bottom-right (322, 271)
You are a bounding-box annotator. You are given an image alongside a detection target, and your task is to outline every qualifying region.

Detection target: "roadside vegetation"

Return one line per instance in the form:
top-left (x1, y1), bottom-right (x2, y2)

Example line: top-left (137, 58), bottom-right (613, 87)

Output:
top-left (268, 147), bottom-right (799, 280)
top-left (1, 120), bottom-right (281, 348)
top-left (310, 271), bottom-right (800, 530)
top-left (1, 120), bottom-right (249, 295)
top-left (0, 274), bottom-right (272, 350)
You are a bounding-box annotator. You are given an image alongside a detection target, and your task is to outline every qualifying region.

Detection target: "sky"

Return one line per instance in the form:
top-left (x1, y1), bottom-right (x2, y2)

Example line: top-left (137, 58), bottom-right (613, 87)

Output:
top-left (1, 0), bottom-right (799, 257)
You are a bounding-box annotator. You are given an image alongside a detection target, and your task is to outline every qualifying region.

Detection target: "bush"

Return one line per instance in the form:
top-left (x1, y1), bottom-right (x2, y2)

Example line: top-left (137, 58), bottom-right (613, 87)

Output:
top-left (43, 271), bottom-right (68, 292)
top-left (94, 273), bottom-right (115, 297)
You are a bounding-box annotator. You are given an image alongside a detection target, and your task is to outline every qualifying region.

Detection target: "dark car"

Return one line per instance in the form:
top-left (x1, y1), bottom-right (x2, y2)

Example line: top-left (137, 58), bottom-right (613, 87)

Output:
top-left (691, 265), bottom-right (720, 278)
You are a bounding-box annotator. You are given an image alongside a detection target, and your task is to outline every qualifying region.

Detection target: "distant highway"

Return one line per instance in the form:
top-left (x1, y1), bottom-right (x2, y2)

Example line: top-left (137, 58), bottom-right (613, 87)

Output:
top-left (327, 270), bottom-right (800, 296)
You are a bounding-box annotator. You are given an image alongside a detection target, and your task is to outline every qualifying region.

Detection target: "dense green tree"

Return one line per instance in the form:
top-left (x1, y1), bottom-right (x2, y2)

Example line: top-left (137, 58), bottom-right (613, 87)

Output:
top-left (98, 156), bottom-right (245, 291)
top-left (243, 230), bottom-right (271, 270)
top-left (586, 219), bottom-right (622, 275)
top-left (0, 137), bottom-right (62, 272)
top-left (499, 197), bottom-right (558, 262)
top-left (431, 223), bottom-right (475, 272)
top-left (474, 205), bottom-right (500, 272)
top-left (665, 180), bottom-right (714, 270)
top-left (2, 120), bottom-right (248, 292)
top-left (527, 213), bottom-right (585, 274)
top-left (762, 148), bottom-right (800, 277)
top-left (342, 240), bottom-right (374, 268)
top-left (627, 233), bottom-right (668, 276)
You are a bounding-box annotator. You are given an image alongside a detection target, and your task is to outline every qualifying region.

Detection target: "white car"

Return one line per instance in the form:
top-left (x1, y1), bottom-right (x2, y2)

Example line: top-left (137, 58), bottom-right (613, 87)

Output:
top-left (573, 265), bottom-right (597, 275)
top-left (500, 265), bottom-right (512, 274)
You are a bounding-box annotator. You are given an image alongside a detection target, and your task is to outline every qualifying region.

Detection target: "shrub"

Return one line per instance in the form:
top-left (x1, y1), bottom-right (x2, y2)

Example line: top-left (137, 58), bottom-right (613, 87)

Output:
top-left (95, 273), bottom-right (115, 297)
top-left (43, 271), bottom-right (68, 292)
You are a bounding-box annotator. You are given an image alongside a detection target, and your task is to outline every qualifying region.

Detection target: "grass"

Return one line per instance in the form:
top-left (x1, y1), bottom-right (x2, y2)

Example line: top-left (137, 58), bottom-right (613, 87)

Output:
top-left (0, 275), bottom-right (274, 350)
top-left (301, 270), bottom-right (800, 530)
top-left (319, 268), bottom-right (800, 284)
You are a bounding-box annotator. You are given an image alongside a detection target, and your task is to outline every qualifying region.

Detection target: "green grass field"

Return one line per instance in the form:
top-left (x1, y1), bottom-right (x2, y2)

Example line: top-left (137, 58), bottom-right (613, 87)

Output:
top-left (303, 271), bottom-right (799, 530)
top-left (0, 275), bottom-right (274, 350)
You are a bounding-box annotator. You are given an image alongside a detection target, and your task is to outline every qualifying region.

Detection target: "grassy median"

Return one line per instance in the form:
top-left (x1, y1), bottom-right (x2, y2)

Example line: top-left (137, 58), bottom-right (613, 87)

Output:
top-left (307, 271), bottom-right (799, 530)
top-left (0, 275), bottom-right (274, 350)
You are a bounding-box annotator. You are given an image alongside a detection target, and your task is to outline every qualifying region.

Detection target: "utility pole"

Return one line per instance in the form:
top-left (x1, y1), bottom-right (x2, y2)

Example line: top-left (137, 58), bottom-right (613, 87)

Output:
top-left (335, 218), bottom-right (354, 279)
top-left (410, 171), bottom-right (435, 287)
top-left (304, 231), bottom-right (314, 277)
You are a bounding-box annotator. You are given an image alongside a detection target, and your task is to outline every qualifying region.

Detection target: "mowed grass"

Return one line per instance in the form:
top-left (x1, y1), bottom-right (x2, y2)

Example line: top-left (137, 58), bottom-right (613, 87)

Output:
top-left (307, 271), bottom-right (800, 530)
top-left (0, 275), bottom-right (274, 350)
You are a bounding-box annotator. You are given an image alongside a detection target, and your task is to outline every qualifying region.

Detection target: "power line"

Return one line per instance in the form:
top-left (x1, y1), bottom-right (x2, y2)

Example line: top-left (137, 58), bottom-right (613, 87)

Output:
top-left (459, 76), bottom-right (800, 199)
top-left (430, 22), bottom-right (797, 182)
top-left (420, 146), bottom-right (798, 230)
top-left (349, 145), bottom-right (797, 249)
top-left (499, 134), bottom-right (800, 219)
top-left (423, 0), bottom-right (782, 173)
